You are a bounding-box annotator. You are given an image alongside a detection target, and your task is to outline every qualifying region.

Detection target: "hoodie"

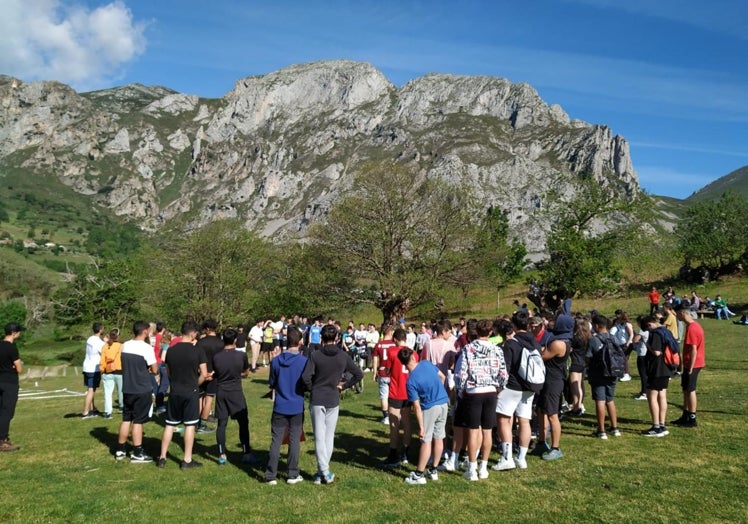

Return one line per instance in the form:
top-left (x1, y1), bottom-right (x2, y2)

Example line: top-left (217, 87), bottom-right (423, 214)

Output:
top-left (269, 350), bottom-right (308, 416)
top-left (455, 339), bottom-right (507, 396)
top-left (503, 331), bottom-right (542, 392)
top-left (301, 344), bottom-right (363, 408)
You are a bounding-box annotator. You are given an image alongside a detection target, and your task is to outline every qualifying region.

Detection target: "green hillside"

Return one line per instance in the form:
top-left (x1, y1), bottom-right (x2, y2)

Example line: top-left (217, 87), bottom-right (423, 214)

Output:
top-left (686, 165), bottom-right (748, 202)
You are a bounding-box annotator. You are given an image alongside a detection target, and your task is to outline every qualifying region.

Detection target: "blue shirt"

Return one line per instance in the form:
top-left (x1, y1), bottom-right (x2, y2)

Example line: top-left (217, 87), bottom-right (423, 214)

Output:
top-left (309, 325), bottom-right (322, 345)
top-left (406, 361), bottom-right (449, 410)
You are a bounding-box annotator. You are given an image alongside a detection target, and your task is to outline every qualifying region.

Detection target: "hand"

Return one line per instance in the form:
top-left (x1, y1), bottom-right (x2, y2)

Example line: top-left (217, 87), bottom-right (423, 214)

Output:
top-left (419, 428), bottom-right (425, 439)
top-left (337, 384), bottom-right (343, 391)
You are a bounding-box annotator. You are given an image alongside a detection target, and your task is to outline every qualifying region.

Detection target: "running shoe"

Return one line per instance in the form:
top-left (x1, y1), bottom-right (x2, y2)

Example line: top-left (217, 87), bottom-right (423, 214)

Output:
top-left (593, 430), bottom-right (608, 440)
top-left (514, 457), bottom-right (528, 470)
top-left (180, 460), bottom-right (203, 470)
top-left (156, 457), bottom-right (166, 468)
top-left (609, 427), bottom-right (622, 437)
top-left (130, 451), bottom-right (153, 463)
top-left (492, 458), bottom-right (516, 471)
top-left (462, 469), bottom-right (478, 481)
top-left (541, 448), bottom-right (564, 461)
top-left (287, 475), bottom-right (304, 485)
top-left (404, 472), bottom-right (426, 485)
top-left (425, 467), bottom-right (439, 481)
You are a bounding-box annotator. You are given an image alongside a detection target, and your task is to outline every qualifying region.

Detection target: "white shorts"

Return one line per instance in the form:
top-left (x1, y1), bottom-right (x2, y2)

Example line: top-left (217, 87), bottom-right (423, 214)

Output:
top-left (236, 347), bottom-right (246, 353)
top-left (496, 388), bottom-right (534, 420)
top-left (378, 377), bottom-right (390, 400)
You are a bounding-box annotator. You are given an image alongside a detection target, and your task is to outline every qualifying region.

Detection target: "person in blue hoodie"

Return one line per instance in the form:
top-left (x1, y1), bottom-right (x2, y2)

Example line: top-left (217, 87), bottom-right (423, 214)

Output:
top-left (265, 327), bottom-right (308, 485)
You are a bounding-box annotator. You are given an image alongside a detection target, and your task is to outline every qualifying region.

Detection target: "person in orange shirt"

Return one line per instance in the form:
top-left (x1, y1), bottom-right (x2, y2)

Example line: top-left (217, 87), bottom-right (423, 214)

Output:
top-left (648, 286), bottom-right (660, 315)
top-left (100, 329), bottom-right (124, 419)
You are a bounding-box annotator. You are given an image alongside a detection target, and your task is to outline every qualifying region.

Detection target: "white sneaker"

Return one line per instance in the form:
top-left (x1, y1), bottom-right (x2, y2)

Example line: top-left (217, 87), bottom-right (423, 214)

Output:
top-left (426, 468), bottom-right (439, 481)
top-left (514, 457), bottom-right (528, 469)
top-left (286, 475), bottom-right (304, 485)
top-left (462, 469), bottom-right (478, 481)
top-left (478, 468), bottom-right (489, 479)
top-left (458, 457), bottom-right (469, 470)
top-left (492, 457), bottom-right (516, 471)
top-left (437, 460), bottom-right (455, 472)
top-left (620, 374), bottom-right (632, 382)
top-left (404, 472), bottom-right (427, 485)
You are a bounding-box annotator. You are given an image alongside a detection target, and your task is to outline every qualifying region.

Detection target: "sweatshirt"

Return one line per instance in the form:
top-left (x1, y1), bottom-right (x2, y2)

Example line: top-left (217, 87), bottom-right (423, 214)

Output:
top-left (455, 339), bottom-right (507, 396)
top-left (301, 344), bottom-right (363, 408)
top-left (269, 350), bottom-right (308, 416)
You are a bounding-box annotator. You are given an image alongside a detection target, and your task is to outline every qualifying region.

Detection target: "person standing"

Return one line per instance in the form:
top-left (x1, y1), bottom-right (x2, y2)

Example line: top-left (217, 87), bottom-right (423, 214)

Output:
top-left (586, 316), bottom-right (621, 439)
top-left (265, 326), bottom-right (308, 485)
top-left (382, 328), bottom-right (418, 467)
top-left (248, 319), bottom-right (264, 373)
top-left (648, 287), bottom-right (660, 315)
top-left (157, 322), bottom-right (208, 469)
top-left (672, 304), bottom-right (705, 428)
top-left (196, 319), bottom-right (222, 433)
top-left (115, 321), bottom-right (158, 462)
top-left (0, 323), bottom-right (24, 452)
top-left (99, 329), bottom-right (124, 419)
top-left (642, 316), bottom-right (671, 437)
top-left (236, 324), bottom-right (248, 353)
top-left (365, 323), bottom-right (380, 372)
top-left (82, 323), bottom-right (105, 418)
top-left (301, 325), bottom-right (363, 485)
top-left (371, 326), bottom-right (397, 425)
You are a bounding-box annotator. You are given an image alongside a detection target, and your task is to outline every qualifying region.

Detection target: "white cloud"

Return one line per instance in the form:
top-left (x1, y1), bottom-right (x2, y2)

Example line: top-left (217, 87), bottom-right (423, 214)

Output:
top-left (0, 0), bottom-right (147, 89)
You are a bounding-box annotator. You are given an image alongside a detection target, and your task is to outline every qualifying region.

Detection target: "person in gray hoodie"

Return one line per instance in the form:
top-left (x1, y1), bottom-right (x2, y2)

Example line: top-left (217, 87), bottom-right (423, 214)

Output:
top-left (265, 327), bottom-right (308, 485)
top-left (301, 324), bottom-right (363, 485)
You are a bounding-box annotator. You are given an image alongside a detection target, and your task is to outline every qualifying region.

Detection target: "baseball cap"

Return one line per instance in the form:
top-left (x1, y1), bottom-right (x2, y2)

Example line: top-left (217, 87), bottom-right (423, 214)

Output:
top-left (4, 322), bottom-right (26, 335)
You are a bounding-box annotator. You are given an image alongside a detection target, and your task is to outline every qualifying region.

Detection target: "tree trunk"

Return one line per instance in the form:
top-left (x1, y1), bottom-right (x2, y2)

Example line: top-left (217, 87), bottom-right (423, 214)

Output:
top-left (377, 293), bottom-right (412, 328)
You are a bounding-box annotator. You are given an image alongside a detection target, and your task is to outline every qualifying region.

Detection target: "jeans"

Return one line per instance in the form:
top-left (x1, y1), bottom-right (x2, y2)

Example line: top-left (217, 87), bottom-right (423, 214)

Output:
top-left (636, 356), bottom-right (648, 396)
top-left (265, 412), bottom-right (303, 480)
top-left (0, 381), bottom-right (19, 439)
top-left (102, 373), bottom-right (123, 415)
top-left (151, 365), bottom-right (169, 407)
top-left (310, 404), bottom-right (339, 475)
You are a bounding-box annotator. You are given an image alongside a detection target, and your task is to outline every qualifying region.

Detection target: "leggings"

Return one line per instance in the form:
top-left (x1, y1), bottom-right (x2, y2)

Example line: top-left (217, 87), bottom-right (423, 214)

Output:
top-left (216, 408), bottom-right (250, 455)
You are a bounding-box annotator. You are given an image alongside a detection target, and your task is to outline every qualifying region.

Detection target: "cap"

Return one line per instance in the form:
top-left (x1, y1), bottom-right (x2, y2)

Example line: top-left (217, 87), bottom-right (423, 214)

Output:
top-left (529, 316), bottom-right (543, 326)
top-left (5, 322), bottom-right (26, 335)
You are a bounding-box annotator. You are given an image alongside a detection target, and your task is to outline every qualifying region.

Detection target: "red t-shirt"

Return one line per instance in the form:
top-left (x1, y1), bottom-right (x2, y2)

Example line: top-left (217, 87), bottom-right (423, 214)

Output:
top-left (386, 344), bottom-right (418, 400)
top-left (683, 321), bottom-right (705, 369)
top-left (649, 291), bottom-right (660, 305)
top-left (373, 339), bottom-right (397, 378)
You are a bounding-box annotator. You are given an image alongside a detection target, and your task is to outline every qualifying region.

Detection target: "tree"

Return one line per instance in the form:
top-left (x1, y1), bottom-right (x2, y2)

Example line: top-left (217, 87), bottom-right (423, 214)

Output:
top-left (0, 301), bottom-right (27, 346)
top-left (676, 192), bottom-right (748, 276)
top-left (311, 161), bottom-right (482, 324)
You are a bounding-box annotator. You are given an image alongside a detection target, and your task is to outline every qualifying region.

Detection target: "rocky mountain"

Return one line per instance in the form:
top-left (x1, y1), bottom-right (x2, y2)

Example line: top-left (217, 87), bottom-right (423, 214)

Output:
top-left (0, 60), bottom-right (639, 253)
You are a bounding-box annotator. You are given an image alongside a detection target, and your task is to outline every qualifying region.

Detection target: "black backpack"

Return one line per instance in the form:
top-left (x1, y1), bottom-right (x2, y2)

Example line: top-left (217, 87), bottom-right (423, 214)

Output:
top-left (594, 333), bottom-right (626, 379)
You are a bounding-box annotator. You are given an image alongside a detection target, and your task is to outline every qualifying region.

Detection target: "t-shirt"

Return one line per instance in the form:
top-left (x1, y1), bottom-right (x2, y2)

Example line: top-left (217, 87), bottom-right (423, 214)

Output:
top-left (0, 340), bottom-right (20, 384)
top-left (405, 332), bottom-right (417, 349)
top-left (372, 339), bottom-right (397, 378)
top-left (683, 321), bottom-right (706, 369)
top-left (83, 335), bottom-right (105, 373)
top-left (263, 326), bottom-right (274, 344)
top-left (353, 329), bottom-right (368, 347)
top-left (165, 342), bottom-right (205, 396)
top-left (236, 331), bottom-right (248, 348)
top-left (387, 345), bottom-right (418, 400)
top-left (365, 330), bottom-right (380, 348)
top-left (197, 335), bottom-right (224, 373)
top-left (248, 325), bottom-right (263, 344)
top-left (309, 325), bottom-right (322, 345)
top-left (406, 361), bottom-right (448, 410)
top-left (663, 313), bottom-right (678, 340)
top-left (649, 291), bottom-right (660, 304)
top-left (213, 349), bottom-right (250, 393)
top-left (422, 336), bottom-right (457, 376)
top-left (121, 339), bottom-right (157, 394)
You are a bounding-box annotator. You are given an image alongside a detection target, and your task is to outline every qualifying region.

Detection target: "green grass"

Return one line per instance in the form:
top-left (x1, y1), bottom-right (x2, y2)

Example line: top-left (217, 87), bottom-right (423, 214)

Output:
top-left (2, 315), bottom-right (747, 523)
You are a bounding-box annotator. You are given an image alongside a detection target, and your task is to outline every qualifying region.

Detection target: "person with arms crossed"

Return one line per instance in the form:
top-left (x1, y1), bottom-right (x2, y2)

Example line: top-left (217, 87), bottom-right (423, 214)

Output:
top-left (99, 328), bottom-right (124, 419)
top-left (0, 323), bottom-right (25, 452)
top-left (672, 304), bottom-right (705, 428)
top-left (196, 319), bottom-right (223, 433)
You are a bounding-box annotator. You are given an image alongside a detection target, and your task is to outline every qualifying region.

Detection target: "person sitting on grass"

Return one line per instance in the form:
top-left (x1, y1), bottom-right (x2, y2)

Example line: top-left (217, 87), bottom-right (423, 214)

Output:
top-left (399, 347), bottom-right (449, 485)
top-left (586, 316), bottom-right (621, 440)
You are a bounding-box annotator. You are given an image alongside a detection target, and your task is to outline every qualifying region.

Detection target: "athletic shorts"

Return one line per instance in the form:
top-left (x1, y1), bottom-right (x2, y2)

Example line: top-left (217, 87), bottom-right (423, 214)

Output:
top-left (200, 379), bottom-right (218, 397)
top-left (422, 403), bottom-right (448, 442)
top-left (165, 393), bottom-right (200, 426)
top-left (261, 342), bottom-right (273, 353)
top-left (215, 390), bottom-right (248, 420)
top-left (378, 377), bottom-right (390, 400)
top-left (83, 371), bottom-right (101, 389)
top-left (122, 392), bottom-right (152, 424)
top-left (590, 379), bottom-right (617, 403)
top-left (496, 388), bottom-right (534, 420)
top-left (569, 351), bottom-right (587, 374)
top-left (457, 392), bottom-right (497, 430)
top-left (236, 347), bottom-right (247, 353)
top-left (388, 398), bottom-right (412, 410)
top-left (681, 368), bottom-right (701, 392)
top-left (647, 375), bottom-right (670, 391)
top-left (538, 380), bottom-right (564, 416)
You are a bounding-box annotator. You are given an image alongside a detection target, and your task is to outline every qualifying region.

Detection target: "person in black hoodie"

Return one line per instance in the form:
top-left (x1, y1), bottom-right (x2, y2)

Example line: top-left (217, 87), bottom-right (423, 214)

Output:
top-left (301, 324), bottom-right (363, 485)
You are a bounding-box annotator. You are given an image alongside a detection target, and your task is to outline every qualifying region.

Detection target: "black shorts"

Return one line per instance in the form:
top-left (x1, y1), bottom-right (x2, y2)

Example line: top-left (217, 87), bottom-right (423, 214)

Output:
top-left (388, 398), bottom-right (412, 410)
top-left (569, 351), bottom-right (586, 374)
top-left (200, 379), bottom-right (218, 397)
top-left (215, 390), bottom-right (248, 420)
top-left (457, 392), bottom-right (497, 430)
top-left (122, 393), bottom-right (152, 424)
top-left (261, 342), bottom-right (273, 353)
top-left (83, 371), bottom-right (101, 389)
top-left (165, 393), bottom-right (200, 426)
top-left (538, 381), bottom-right (564, 416)
top-left (647, 376), bottom-right (670, 391)
top-left (681, 368), bottom-right (701, 392)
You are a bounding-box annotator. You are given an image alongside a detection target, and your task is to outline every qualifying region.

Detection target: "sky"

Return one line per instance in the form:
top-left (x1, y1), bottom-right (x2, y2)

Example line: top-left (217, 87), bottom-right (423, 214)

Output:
top-left (1, 0), bottom-right (747, 198)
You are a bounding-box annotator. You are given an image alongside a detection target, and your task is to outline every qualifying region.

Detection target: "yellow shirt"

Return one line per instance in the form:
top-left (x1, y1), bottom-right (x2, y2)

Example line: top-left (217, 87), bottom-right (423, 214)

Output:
top-left (663, 313), bottom-right (678, 340)
top-left (100, 342), bottom-right (122, 373)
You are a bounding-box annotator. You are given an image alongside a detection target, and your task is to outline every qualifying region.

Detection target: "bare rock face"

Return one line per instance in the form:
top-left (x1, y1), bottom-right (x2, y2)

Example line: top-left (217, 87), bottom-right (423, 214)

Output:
top-left (0, 61), bottom-right (640, 253)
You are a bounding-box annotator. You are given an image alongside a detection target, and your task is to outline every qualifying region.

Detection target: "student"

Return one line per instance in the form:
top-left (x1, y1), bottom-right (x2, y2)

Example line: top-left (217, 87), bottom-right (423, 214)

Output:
top-left (308, 318), bottom-right (323, 353)
top-left (642, 316), bottom-right (671, 437)
top-left (648, 287), bottom-right (660, 315)
top-left (248, 319), bottom-right (264, 373)
top-left (0, 323), bottom-right (24, 452)
top-left (586, 316), bottom-right (621, 439)
top-left (382, 328), bottom-right (418, 467)
top-left (673, 304), bottom-right (705, 428)
top-left (196, 319), bottom-right (223, 433)
top-left (115, 321), bottom-right (158, 462)
top-left (99, 329), bottom-right (124, 419)
top-left (157, 322), bottom-right (208, 469)
top-left (301, 325), bottom-right (363, 484)
top-left (213, 328), bottom-right (257, 465)
top-left (371, 326), bottom-right (397, 425)
top-left (265, 326), bottom-right (308, 485)
top-left (400, 347), bottom-right (449, 485)
top-left (82, 323), bottom-right (105, 418)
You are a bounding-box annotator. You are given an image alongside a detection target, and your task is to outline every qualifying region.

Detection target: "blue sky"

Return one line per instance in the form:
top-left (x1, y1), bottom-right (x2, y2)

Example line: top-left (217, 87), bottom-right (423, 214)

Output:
top-left (3, 0), bottom-right (747, 198)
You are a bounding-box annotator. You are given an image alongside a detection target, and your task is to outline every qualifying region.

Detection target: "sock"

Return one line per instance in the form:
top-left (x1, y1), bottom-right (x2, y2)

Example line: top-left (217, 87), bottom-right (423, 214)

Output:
top-left (469, 461), bottom-right (477, 472)
top-left (479, 460), bottom-right (488, 472)
top-left (518, 446), bottom-right (528, 461)
top-left (415, 470), bottom-right (423, 476)
top-left (501, 442), bottom-right (511, 461)
top-left (689, 412), bottom-right (697, 419)
top-left (383, 410), bottom-right (388, 419)
top-left (551, 447), bottom-right (560, 451)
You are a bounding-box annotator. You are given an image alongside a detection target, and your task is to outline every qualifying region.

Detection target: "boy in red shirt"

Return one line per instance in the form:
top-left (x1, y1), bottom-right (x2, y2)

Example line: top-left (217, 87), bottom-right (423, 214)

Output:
top-left (382, 327), bottom-right (418, 467)
top-left (648, 287), bottom-right (660, 315)
top-left (673, 304), bottom-right (705, 427)
top-left (371, 326), bottom-right (396, 425)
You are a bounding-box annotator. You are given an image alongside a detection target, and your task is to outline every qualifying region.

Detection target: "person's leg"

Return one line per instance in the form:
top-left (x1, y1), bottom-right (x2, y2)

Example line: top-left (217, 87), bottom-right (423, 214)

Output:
top-left (479, 428), bottom-right (492, 462)
top-left (117, 421), bottom-right (131, 445)
top-left (467, 428), bottom-right (481, 463)
top-left (266, 412), bottom-right (286, 480)
top-left (606, 401), bottom-right (617, 429)
top-left (498, 415), bottom-right (513, 462)
top-left (182, 425), bottom-right (196, 463)
top-left (517, 417), bottom-right (531, 460)
top-left (387, 405), bottom-right (402, 457)
top-left (400, 406), bottom-right (412, 449)
top-left (287, 413), bottom-right (303, 478)
top-left (83, 386), bottom-right (95, 414)
top-left (323, 406), bottom-right (339, 475)
top-left (417, 438), bottom-right (432, 473)
top-left (216, 417), bottom-right (229, 456)
top-left (569, 372), bottom-right (581, 410)
top-left (0, 383), bottom-right (18, 440)
top-left (646, 389), bottom-right (658, 425)
top-left (595, 400), bottom-right (606, 432)
top-left (234, 409), bottom-right (252, 456)
top-left (637, 357), bottom-right (648, 396)
top-left (200, 396), bottom-right (213, 422)
top-left (657, 390), bottom-right (668, 426)
top-left (114, 374), bottom-right (123, 410)
top-left (102, 374), bottom-right (114, 415)
top-left (131, 423), bottom-right (144, 447)
top-left (548, 414), bottom-right (561, 448)
top-left (250, 342), bottom-right (259, 370)
top-left (159, 425), bottom-right (175, 459)
top-left (310, 404), bottom-right (326, 474)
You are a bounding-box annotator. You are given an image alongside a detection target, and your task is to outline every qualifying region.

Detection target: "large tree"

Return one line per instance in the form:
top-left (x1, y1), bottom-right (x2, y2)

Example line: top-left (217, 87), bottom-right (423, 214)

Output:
top-left (311, 162), bottom-right (484, 324)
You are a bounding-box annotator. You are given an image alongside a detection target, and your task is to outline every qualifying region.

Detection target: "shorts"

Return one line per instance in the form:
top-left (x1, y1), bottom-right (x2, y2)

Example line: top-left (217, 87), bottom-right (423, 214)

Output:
top-left (681, 368), bottom-right (701, 392)
top-left (388, 398), bottom-right (412, 410)
top-left (261, 342), bottom-right (273, 353)
top-left (496, 388), bottom-right (534, 420)
top-left (165, 393), bottom-right (200, 426)
top-left (122, 392), bottom-right (152, 424)
top-left (569, 351), bottom-right (586, 374)
top-left (590, 379), bottom-right (617, 402)
top-left (538, 381), bottom-right (564, 416)
top-left (200, 379), bottom-right (218, 397)
top-left (647, 375), bottom-right (670, 391)
top-left (215, 390), bottom-right (248, 420)
top-left (422, 403), bottom-right (448, 442)
top-left (457, 392), bottom-right (497, 430)
top-left (83, 371), bottom-right (101, 389)
top-left (378, 376), bottom-right (390, 400)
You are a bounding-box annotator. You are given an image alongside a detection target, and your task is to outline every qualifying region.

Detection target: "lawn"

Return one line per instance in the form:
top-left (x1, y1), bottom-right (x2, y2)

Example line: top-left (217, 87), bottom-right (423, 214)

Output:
top-left (2, 314), bottom-right (747, 524)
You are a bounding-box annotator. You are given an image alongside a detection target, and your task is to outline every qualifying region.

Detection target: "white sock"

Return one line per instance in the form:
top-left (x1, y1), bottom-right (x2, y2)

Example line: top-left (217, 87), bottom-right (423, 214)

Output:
top-left (501, 442), bottom-right (512, 461)
top-left (479, 460), bottom-right (488, 471)
top-left (451, 450), bottom-right (458, 463)
top-left (469, 461), bottom-right (477, 472)
top-left (517, 446), bottom-right (528, 461)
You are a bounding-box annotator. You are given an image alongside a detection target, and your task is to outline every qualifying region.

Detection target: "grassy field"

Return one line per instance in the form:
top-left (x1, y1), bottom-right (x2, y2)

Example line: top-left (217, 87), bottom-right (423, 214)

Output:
top-left (2, 314), bottom-right (747, 523)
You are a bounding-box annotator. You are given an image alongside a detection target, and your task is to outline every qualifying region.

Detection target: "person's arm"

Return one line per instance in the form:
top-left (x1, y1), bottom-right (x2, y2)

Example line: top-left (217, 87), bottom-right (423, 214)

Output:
top-left (241, 354), bottom-right (250, 378)
top-left (685, 342), bottom-right (697, 374)
top-left (13, 358), bottom-right (23, 375)
top-left (341, 356), bottom-right (364, 390)
top-left (301, 357), bottom-right (315, 391)
top-left (100, 346), bottom-right (107, 373)
top-left (626, 323), bottom-right (634, 345)
top-left (542, 340), bottom-right (564, 361)
top-left (148, 363), bottom-right (159, 375)
top-left (412, 399), bottom-right (424, 439)
top-left (197, 363), bottom-right (208, 386)
top-left (371, 351), bottom-right (380, 382)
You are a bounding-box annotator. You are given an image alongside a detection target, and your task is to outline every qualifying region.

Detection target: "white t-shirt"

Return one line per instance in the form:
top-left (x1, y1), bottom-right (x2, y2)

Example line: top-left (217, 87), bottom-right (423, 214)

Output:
top-left (406, 332), bottom-right (417, 349)
top-left (249, 325), bottom-right (263, 344)
top-left (83, 335), bottom-right (105, 373)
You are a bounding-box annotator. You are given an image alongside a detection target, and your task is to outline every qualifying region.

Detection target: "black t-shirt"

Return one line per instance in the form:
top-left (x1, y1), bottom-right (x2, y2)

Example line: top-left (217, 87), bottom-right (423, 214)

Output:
top-left (197, 335), bottom-right (224, 373)
top-left (166, 342), bottom-right (206, 396)
top-left (0, 340), bottom-right (20, 384)
top-left (212, 349), bottom-right (249, 393)
top-left (236, 331), bottom-right (248, 348)
top-left (545, 339), bottom-right (570, 383)
top-left (646, 329), bottom-right (670, 378)
top-left (503, 332), bottom-right (541, 392)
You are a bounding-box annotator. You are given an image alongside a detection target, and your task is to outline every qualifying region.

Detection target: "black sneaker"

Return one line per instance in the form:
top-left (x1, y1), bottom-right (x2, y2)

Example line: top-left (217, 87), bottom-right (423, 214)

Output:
top-left (196, 423), bottom-right (214, 434)
top-left (157, 457), bottom-right (166, 468)
top-left (180, 459), bottom-right (203, 470)
top-left (641, 426), bottom-right (660, 437)
top-left (130, 451), bottom-right (153, 463)
top-left (681, 417), bottom-right (698, 428)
